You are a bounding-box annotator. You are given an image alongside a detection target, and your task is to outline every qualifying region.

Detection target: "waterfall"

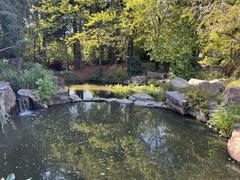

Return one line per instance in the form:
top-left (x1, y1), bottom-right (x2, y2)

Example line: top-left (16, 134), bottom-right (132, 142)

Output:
top-left (18, 96), bottom-right (32, 116)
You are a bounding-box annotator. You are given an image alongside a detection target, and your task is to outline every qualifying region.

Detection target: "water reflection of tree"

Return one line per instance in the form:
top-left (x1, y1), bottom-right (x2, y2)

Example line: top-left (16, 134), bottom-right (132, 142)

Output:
top-left (47, 103), bottom-right (164, 179)
top-left (36, 103), bottom-right (238, 179)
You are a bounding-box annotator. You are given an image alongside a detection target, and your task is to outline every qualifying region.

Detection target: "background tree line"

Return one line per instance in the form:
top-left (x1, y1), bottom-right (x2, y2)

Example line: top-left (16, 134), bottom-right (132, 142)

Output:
top-left (0, 0), bottom-right (240, 79)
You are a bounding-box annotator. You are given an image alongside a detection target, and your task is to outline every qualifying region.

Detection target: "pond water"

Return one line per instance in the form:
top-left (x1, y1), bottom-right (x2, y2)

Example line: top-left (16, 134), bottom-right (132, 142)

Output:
top-left (0, 102), bottom-right (239, 179)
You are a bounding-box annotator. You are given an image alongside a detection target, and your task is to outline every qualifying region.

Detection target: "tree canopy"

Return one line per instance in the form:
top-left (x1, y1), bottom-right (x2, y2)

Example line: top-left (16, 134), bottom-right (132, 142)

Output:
top-left (0, 0), bottom-right (239, 78)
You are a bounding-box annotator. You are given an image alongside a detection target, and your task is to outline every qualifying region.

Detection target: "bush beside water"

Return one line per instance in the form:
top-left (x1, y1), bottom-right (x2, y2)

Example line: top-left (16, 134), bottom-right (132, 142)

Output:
top-left (61, 71), bottom-right (80, 85)
top-left (0, 61), bottom-right (56, 102)
top-left (185, 87), bottom-right (211, 113)
top-left (210, 105), bottom-right (240, 137)
top-left (107, 67), bottom-right (128, 84)
top-left (109, 84), bottom-right (164, 101)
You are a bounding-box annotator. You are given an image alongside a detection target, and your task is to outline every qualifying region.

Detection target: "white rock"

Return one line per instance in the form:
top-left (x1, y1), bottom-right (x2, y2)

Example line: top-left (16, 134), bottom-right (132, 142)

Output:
top-left (170, 77), bottom-right (188, 89)
top-left (188, 78), bottom-right (225, 96)
top-left (129, 93), bottom-right (155, 102)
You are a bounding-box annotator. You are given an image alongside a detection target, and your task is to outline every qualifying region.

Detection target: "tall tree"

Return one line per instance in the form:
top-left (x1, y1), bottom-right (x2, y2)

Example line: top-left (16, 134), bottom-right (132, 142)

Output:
top-left (0, 0), bottom-right (30, 58)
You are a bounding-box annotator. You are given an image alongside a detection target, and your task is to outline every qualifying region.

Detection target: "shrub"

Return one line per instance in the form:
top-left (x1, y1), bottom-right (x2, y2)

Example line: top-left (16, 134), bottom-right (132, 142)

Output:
top-left (15, 63), bottom-right (46, 89)
top-left (129, 54), bottom-right (142, 75)
top-left (0, 61), bottom-right (57, 102)
top-left (169, 60), bottom-right (197, 80)
top-left (210, 105), bottom-right (240, 137)
top-left (62, 71), bottom-right (80, 84)
top-left (36, 72), bottom-right (57, 103)
top-left (146, 62), bottom-right (157, 72)
top-left (185, 87), bottom-right (211, 113)
top-left (216, 93), bottom-right (224, 105)
top-left (148, 79), bottom-right (159, 86)
top-left (148, 79), bottom-right (176, 93)
top-left (198, 70), bottom-right (224, 80)
top-left (0, 61), bottom-right (17, 86)
top-left (107, 67), bottom-right (128, 84)
top-left (110, 84), bottom-right (164, 101)
top-left (226, 79), bottom-right (240, 87)
top-left (232, 67), bottom-right (240, 78)
top-left (87, 68), bottom-right (105, 83)
top-left (0, 61), bottom-right (49, 91)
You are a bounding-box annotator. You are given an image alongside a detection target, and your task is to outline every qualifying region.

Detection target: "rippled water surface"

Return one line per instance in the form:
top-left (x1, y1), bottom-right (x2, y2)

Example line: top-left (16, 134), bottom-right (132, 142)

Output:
top-left (0, 102), bottom-right (239, 179)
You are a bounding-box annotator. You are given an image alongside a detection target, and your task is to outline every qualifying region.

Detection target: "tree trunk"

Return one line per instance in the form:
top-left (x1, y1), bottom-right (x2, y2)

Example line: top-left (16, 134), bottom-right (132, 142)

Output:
top-left (127, 36), bottom-right (134, 75)
top-left (73, 20), bottom-right (83, 70)
top-left (73, 41), bottom-right (83, 70)
top-left (109, 45), bottom-right (117, 65)
top-left (99, 45), bottom-right (104, 67)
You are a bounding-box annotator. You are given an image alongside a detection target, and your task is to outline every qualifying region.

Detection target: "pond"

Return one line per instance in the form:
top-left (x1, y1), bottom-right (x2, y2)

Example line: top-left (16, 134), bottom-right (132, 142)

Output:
top-left (0, 102), bottom-right (239, 179)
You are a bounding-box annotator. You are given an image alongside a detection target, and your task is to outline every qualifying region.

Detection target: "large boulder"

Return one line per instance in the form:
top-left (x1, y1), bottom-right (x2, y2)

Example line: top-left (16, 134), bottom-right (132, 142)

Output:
top-left (170, 77), bottom-right (188, 89)
top-left (165, 91), bottom-right (188, 115)
top-left (0, 82), bottom-right (16, 113)
top-left (224, 87), bottom-right (240, 105)
top-left (17, 89), bottom-right (47, 109)
top-left (228, 124), bottom-right (240, 162)
top-left (49, 88), bottom-right (70, 106)
top-left (130, 76), bottom-right (147, 85)
top-left (188, 78), bottom-right (225, 96)
top-left (147, 71), bottom-right (166, 80)
top-left (129, 93), bottom-right (155, 102)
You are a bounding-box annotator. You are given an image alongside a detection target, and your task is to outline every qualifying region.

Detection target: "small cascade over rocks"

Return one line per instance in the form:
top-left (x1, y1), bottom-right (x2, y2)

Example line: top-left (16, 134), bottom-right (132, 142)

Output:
top-left (18, 96), bottom-right (32, 116)
top-left (17, 89), bottom-right (47, 116)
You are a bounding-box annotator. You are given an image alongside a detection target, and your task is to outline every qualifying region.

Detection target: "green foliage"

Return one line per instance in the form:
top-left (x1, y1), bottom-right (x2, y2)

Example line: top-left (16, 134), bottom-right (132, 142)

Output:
top-left (107, 67), bottom-right (128, 84)
top-left (140, 1), bottom-right (200, 79)
top-left (232, 67), bottom-right (240, 78)
top-left (186, 1), bottom-right (240, 72)
top-left (216, 93), bottom-right (224, 105)
top-left (185, 87), bottom-right (210, 112)
top-left (0, 61), bottom-right (57, 102)
top-left (109, 84), bottom-right (164, 101)
top-left (0, 0), bottom-right (30, 58)
top-left (45, 41), bottom-right (73, 61)
top-left (62, 71), bottom-right (80, 85)
top-left (197, 70), bottom-right (224, 80)
top-left (147, 79), bottom-right (160, 86)
top-left (211, 105), bottom-right (240, 137)
top-left (226, 79), bottom-right (240, 87)
top-left (0, 61), bottom-right (52, 91)
top-left (36, 72), bottom-right (57, 103)
top-left (145, 62), bottom-right (157, 72)
top-left (87, 68), bottom-right (105, 84)
top-left (169, 60), bottom-right (198, 80)
top-left (130, 54), bottom-right (142, 75)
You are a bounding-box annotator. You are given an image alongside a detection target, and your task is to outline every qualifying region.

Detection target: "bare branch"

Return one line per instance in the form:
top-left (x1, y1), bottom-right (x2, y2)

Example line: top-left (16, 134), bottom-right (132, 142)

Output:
top-left (0, 46), bottom-right (17, 53)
